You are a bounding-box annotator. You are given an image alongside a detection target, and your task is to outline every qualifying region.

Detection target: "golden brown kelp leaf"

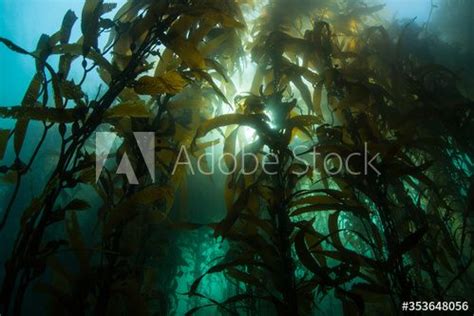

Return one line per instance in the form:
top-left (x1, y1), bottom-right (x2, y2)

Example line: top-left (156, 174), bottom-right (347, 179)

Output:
top-left (205, 58), bottom-right (231, 82)
top-left (286, 115), bottom-right (322, 136)
top-left (22, 73), bottom-right (42, 104)
top-left (81, 0), bottom-right (103, 56)
top-left (0, 37), bottom-right (30, 55)
top-left (167, 35), bottom-right (206, 69)
top-left (51, 43), bottom-right (117, 76)
top-left (194, 114), bottom-right (254, 139)
top-left (191, 69), bottom-right (230, 104)
top-left (223, 128), bottom-right (239, 171)
top-left (0, 106), bottom-right (83, 123)
top-left (59, 10), bottom-right (78, 45)
top-left (60, 80), bottom-right (85, 107)
top-left (134, 72), bottom-right (187, 95)
top-left (312, 80), bottom-right (324, 117)
top-left (184, 7), bottom-right (245, 29)
top-left (34, 34), bottom-right (64, 109)
top-left (104, 100), bottom-right (151, 118)
top-left (153, 14), bottom-right (195, 75)
top-left (13, 74), bottom-right (42, 156)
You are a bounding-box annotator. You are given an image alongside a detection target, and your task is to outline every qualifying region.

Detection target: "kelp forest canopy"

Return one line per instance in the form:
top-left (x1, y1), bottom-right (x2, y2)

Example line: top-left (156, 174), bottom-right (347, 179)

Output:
top-left (0, 0), bottom-right (473, 315)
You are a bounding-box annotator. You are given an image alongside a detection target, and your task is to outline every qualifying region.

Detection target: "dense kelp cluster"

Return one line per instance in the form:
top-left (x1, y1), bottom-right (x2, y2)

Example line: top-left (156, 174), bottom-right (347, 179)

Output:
top-left (0, 0), bottom-right (473, 315)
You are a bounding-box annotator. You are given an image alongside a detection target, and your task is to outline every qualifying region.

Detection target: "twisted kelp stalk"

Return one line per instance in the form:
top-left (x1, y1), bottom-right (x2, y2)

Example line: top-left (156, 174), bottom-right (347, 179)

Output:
top-left (187, 0), bottom-right (474, 315)
top-left (0, 0), bottom-right (245, 314)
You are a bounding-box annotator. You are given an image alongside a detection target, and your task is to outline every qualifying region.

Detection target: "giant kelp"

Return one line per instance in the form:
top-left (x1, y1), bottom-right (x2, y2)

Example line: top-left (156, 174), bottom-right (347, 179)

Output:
top-left (0, 0), bottom-right (473, 315)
